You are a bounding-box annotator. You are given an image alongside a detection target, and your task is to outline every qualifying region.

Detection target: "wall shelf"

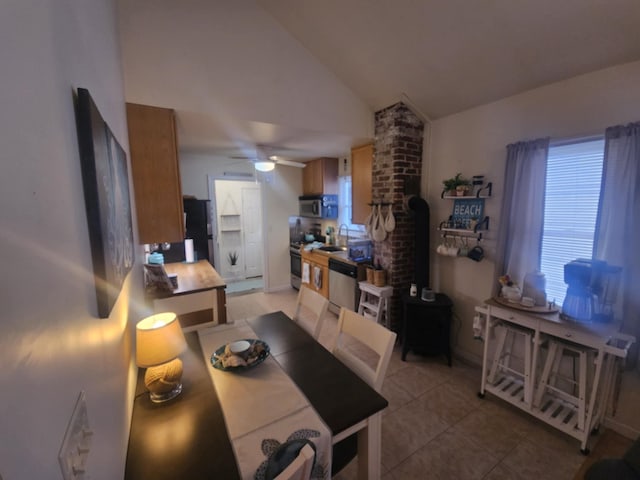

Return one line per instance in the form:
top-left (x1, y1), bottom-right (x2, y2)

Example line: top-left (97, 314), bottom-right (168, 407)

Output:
top-left (439, 178), bottom-right (491, 243)
top-left (439, 216), bottom-right (490, 233)
top-left (438, 229), bottom-right (484, 242)
top-left (441, 182), bottom-right (492, 199)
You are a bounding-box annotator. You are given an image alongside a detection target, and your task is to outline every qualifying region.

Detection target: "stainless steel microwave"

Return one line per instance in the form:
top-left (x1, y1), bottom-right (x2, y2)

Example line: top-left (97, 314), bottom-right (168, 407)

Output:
top-left (299, 195), bottom-right (338, 219)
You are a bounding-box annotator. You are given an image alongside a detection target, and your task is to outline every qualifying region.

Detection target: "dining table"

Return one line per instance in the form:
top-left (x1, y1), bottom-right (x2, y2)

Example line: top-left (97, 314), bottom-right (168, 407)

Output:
top-left (125, 310), bottom-right (388, 480)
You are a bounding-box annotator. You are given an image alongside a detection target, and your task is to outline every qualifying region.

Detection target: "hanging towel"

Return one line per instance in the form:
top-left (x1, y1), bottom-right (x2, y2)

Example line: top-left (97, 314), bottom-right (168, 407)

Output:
top-left (313, 266), bottom-right (322, 289)
top-left (302, 262), bottom-right (310, 283)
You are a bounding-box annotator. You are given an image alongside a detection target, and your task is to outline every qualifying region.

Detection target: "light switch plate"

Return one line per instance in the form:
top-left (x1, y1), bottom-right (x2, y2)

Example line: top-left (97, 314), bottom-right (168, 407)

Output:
top-left (58, 391), bottom-right (92, 480)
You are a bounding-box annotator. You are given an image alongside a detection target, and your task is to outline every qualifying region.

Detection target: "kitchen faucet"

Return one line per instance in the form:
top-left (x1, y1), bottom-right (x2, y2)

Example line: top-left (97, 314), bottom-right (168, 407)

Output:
top-left (338, 224), bottom-right (350, 247)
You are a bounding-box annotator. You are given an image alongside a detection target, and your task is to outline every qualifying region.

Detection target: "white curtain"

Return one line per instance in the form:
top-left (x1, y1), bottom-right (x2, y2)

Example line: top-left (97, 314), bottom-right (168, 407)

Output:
top-left (594, 122), bottom-right (640, 366)
top-left (494, 138), bottom-right (550, 293)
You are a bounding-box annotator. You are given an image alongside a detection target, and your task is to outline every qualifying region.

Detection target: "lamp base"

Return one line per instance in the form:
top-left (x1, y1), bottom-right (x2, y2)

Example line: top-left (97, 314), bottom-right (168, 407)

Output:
top-left (149, 383), bottom-right (183, 403)
top-left (144, 357), bottom-right (184, 403)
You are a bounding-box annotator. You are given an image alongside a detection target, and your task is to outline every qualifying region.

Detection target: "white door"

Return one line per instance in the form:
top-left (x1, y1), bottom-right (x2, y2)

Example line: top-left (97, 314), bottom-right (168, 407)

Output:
top-left (209, 177), bottom-right (264, 282)
top-left (242, 185), bottom-right (263, 278)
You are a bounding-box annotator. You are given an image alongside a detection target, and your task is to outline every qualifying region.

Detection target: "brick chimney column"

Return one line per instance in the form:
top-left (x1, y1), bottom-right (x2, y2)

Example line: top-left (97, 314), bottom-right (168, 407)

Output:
top-left (372, 102), bottom-right (424, 330)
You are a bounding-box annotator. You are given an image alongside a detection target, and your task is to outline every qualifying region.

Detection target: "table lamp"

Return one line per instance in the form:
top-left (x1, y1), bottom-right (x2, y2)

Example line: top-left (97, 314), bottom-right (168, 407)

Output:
top-left (136, 312), bottom-right (187, 403)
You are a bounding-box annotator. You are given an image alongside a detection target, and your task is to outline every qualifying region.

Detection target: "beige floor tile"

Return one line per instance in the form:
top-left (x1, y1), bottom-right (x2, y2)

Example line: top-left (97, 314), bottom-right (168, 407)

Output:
top-left (441, 376), bottom-right (486, 411)
top-left (412, 381), bottom-right (481, 425)
top-left (518, 413), bottom-right (588, 453)
top-left (390, 429), bottom-right (500, 480)
top-left (450, 365), bottom-right (485, 398)
top-left (333, 456), bottom-right (392, 480)
top-left (381, 471), bottom-right (397, 480)
top-left (386, 348), bottom-right (411, 377)
top-left (476, 397), bottom-right (539, 437)
top-left (448, 407), bottom-right (524, 459)
top-left (381, 397), bottom-right (450, 469)
top-left (380, 378), bottom-right (414, 414)
top-left (482, 463), bottom-right (527, 480)
top-left (386, 363), bottom-right (450, 398)
top-left (500, 437), bottom-right (584, 480)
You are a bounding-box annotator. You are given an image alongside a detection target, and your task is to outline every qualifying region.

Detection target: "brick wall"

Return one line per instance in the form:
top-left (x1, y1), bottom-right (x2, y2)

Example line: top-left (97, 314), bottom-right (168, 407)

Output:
top-left (372, 102), bottom-right (424, 330)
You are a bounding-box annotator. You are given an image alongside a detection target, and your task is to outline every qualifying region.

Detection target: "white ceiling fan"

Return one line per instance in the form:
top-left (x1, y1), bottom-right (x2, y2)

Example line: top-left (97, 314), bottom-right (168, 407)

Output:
top-left (230, 145), bottom-right (306, 172)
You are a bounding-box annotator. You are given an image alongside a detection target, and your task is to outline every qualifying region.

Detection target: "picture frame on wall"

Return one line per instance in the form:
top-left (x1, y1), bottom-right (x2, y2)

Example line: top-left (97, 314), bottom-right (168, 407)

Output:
top-left (75, 87), bottom-right (134, 318)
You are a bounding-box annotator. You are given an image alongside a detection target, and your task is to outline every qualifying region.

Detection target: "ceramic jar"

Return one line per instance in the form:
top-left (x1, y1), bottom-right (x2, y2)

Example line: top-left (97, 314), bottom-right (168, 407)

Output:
top-left (522, 271), bottom-right (547, 306)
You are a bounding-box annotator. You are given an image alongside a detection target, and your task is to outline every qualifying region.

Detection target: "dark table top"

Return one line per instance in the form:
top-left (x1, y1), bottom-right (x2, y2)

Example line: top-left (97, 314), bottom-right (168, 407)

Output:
top-left (403, 292), bottom-right (453, 308)
top-left (125, 331), bottom-right (240, 480)
top-left (248, 311), bottom-right (389, 436)
top-left (125, 311), bottom-right (388, 479)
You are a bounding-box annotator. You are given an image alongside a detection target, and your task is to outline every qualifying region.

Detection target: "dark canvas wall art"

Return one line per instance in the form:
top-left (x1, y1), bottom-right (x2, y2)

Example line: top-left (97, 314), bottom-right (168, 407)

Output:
top-left (75, 87), bottom-right (134, 318)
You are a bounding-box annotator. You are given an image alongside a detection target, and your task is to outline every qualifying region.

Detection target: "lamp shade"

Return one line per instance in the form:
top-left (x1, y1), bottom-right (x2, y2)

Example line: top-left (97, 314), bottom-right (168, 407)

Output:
top-left (254, 160), bottom-right (275, 172)
top-left (136, 312), bottom-right (186, 368)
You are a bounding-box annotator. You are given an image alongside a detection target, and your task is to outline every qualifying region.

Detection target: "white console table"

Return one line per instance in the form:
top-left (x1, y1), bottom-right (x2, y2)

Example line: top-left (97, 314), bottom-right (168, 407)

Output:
top-left (476, 298), bottom-right (634, 453)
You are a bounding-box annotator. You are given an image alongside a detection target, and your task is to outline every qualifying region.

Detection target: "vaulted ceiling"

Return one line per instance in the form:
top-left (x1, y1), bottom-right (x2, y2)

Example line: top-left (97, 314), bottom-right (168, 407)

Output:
top-left (258, 0), bottom-right (640, 120)
top-left (118, 0), bottom-right (640, 161)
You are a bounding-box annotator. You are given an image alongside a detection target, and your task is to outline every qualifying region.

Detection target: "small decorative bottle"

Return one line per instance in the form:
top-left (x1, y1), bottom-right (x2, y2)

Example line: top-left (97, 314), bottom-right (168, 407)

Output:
top-left (410, 283), bottom-right (417, 297)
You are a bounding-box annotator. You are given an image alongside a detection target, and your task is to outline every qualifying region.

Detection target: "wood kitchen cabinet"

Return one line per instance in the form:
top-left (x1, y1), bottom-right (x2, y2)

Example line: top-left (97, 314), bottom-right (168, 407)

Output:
top-left (351, 143), bottom-right (373, 225)
top-left (302, 157), bottom-right (338, 195)
top-left (126, 103), bottom-right (185, 244)
top-left (300, 250), bottom-right (329, 299)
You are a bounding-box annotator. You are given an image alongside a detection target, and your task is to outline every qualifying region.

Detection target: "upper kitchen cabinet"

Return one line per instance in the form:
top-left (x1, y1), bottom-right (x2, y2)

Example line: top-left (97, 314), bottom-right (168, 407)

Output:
top-left (302, 157), bottom-right (338, 195)
top-left (126, 103), bottom-right (185, 244)
top-left (351, 143), bottom-right (373, 225)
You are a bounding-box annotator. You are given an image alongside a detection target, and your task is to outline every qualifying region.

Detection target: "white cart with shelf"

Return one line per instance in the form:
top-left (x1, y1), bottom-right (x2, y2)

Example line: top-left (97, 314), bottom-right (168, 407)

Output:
top-left (475, 299), bottom-right (634, 453)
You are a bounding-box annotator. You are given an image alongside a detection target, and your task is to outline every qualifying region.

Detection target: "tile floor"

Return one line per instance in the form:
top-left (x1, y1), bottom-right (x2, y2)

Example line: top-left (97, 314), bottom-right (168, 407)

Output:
top-left (226, 288), bottom-right (602, 480)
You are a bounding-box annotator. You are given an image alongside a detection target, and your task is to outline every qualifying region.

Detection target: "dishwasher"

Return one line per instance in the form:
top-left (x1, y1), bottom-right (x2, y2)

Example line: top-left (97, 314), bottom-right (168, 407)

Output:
top-left (328, 258), bottom-right (362, 315)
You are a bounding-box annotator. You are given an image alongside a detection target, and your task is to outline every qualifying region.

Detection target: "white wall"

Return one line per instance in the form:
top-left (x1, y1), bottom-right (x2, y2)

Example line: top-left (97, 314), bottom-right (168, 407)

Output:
top-left (181, 152), bottom-right (302, 290)
top-left (116, 0), bottom-right (373, 150)
top-left (117, 0), bottom-right (373, 292)
top-left (0, 1), bottom-right (141, 478)
top-left (425, 60), bottom-right (640, 362)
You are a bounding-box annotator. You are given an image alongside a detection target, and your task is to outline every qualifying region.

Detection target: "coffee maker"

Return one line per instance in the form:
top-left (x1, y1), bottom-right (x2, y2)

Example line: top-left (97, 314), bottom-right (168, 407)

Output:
top-left (561, 259), bottom-right (622, 323)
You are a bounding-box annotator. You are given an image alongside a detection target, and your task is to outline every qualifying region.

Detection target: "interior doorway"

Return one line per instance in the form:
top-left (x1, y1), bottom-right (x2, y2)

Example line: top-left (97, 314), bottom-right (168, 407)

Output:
top-left (208, 176), bottom-right (264, 294)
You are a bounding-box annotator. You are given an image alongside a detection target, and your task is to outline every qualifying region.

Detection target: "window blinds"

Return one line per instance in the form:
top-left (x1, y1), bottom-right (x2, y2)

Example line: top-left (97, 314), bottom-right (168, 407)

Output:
top-left (540, 138), bottom-right (604, 304)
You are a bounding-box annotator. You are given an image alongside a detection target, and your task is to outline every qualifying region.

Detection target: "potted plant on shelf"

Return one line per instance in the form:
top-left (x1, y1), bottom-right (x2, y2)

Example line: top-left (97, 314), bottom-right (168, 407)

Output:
top-left (442, 173), bottom-right (471, 197)
top-left (456, 184), bottom-right (470, 196)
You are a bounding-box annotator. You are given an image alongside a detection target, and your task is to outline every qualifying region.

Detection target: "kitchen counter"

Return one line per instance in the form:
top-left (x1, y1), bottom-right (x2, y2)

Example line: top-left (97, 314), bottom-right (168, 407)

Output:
top-left (147, 260), bottom-right (227, 328)
top-left (300, 245), bottom-right (370, 267)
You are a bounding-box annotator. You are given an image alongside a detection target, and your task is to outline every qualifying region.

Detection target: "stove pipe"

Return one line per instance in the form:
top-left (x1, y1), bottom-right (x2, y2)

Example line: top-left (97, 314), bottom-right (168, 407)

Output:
top-left (408, 196), bottom-right (430, 291)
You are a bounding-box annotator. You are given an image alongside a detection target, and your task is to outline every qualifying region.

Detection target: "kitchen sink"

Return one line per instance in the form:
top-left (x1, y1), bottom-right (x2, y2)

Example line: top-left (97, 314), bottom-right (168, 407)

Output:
top-left (316, 246), bottom-right (347, 253)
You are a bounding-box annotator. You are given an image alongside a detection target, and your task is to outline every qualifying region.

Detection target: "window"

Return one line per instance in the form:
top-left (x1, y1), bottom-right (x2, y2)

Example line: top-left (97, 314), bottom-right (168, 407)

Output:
top-left (540, 138), bottom-right (604, 304)
top-left (337, 176), bottom-right (365, 234)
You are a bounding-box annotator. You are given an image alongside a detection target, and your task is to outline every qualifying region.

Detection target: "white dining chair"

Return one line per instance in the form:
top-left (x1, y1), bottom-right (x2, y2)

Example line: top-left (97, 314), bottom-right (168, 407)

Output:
top-left (292, 285), bottom-right (329, 340)
top-left (331, 307), bottom-right (397, 392)
top-left (274, 444), bottom-right (315, 480)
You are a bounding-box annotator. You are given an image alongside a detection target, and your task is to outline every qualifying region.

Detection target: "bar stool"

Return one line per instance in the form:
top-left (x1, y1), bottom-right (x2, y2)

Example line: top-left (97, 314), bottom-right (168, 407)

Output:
top-left (357, 281), bottom-right (393, 328)
top-left (533, 338), bottom-right (593, 432)
top-left (487, 323), bottom-right (535, 406)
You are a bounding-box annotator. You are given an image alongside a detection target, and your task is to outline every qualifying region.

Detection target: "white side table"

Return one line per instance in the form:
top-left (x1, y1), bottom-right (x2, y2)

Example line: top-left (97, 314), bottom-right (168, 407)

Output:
top-left (358, 281), bottom-right (393, 328)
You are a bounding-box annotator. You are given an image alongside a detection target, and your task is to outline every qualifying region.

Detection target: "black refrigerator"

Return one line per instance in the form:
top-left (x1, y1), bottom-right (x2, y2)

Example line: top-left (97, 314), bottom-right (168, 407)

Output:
top-left (160, 198), bottom-right (213, 265)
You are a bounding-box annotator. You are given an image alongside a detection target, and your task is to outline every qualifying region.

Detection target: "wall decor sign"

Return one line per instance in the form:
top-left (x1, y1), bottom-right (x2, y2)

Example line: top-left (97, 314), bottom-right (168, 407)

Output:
top-left (75, 88), bottom-right (134, 318)
top-left (451, 198), bottom-right (484, 229)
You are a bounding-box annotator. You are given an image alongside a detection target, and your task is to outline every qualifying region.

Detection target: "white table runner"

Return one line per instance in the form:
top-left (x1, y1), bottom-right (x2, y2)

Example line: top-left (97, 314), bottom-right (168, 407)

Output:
top-left (198, 320), bottom-right (331, 479)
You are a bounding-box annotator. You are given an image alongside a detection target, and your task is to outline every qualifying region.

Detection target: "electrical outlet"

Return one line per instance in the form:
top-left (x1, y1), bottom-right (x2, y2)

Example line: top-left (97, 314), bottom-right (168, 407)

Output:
top-left (58, 391), bottom-right (92, 480)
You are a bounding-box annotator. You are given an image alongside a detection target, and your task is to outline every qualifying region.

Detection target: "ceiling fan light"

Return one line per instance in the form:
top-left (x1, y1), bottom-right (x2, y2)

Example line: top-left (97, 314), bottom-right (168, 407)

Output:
top-left (254, 160), bottom-right (275, 172)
